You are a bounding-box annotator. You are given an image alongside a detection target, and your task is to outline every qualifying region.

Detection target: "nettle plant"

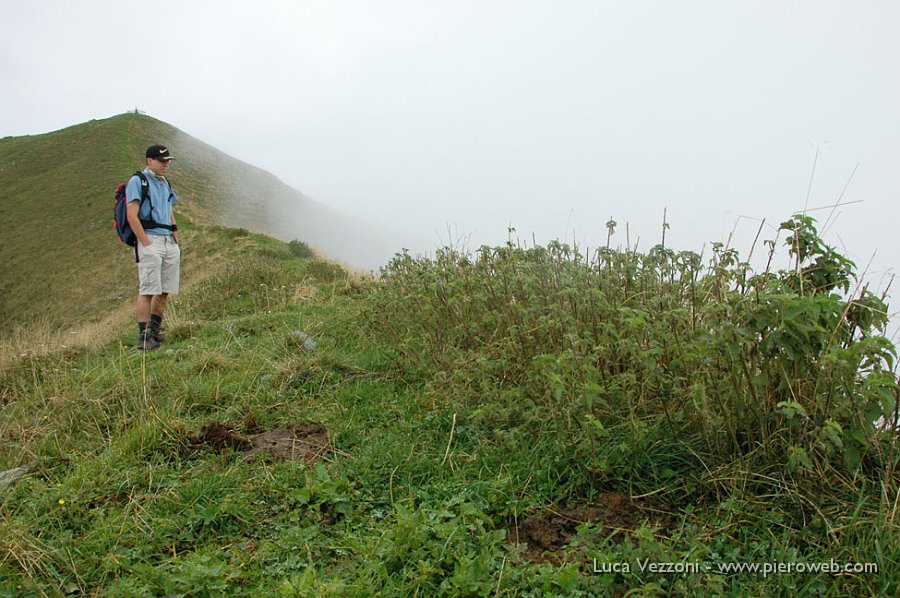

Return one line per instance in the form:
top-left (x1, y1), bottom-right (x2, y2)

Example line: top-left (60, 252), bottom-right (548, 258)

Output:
top-left (371, 216), bottom-right (897, 491)
top-left (700, 216), bottom-right (895, 473)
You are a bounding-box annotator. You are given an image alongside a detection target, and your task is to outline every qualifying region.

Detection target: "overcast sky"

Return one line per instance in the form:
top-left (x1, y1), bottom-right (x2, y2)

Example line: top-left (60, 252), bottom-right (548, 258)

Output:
top-left (2, 1), bottom-right (898, 291)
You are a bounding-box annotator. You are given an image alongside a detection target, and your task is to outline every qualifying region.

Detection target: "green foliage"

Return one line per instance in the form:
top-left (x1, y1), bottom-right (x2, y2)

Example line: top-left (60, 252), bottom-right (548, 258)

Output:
top-left (780, 215), bottom-right (855, 294)
top-left (288, 239), bottom-right (315, 260)
top-left (370, 217), bottom-right (898, 501)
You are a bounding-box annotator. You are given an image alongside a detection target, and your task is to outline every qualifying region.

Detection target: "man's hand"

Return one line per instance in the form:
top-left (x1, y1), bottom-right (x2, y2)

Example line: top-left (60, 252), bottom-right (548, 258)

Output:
top-left (126, 200), bottom-right (151, 248)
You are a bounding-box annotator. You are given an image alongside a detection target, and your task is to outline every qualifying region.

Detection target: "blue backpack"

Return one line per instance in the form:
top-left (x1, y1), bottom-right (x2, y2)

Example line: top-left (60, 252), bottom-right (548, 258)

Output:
top-left (113, 172), bottom-right (176, 261)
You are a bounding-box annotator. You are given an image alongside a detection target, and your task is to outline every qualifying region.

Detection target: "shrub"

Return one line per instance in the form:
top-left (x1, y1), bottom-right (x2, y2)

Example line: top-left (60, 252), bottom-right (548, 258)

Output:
top-left (288, 240), bottom-right (315, 260)
top-left (368, 218), bottom-right (898, 501)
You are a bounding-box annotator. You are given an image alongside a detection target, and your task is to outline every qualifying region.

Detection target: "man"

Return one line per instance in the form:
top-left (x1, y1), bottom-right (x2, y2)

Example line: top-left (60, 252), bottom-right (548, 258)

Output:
top-left (125, 144), bottom-right (180, 350)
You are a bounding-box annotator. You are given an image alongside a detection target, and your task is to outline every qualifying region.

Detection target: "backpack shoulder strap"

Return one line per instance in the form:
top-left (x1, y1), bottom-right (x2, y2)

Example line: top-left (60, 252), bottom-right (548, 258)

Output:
top-left (134, 171), bottom-right (150, 203)
top-left (133, 171), bottom-right (154, 216)
top-left (160, 175), bottom-right (174, 200)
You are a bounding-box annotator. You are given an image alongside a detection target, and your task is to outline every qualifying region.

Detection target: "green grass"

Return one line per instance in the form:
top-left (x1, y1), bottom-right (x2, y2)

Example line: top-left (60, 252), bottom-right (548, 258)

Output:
top-left (2, 221), bottom-right (897, 596)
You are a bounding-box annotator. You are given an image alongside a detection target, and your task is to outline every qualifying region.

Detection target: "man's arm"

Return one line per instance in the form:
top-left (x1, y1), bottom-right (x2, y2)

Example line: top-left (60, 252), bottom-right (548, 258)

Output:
top-left (126, 201), bottom-right (152, 247)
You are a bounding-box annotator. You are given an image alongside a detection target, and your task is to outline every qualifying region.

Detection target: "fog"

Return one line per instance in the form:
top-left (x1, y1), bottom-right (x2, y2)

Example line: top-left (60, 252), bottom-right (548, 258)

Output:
top-left (2, 1), bottom-right (897, 290)
top-left (165, 127), bottom-right (405, 270)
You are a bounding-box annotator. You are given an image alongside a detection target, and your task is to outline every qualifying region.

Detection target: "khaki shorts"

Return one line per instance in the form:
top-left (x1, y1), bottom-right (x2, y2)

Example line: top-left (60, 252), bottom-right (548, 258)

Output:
top-left (137, 235), bottom-right (181, 295)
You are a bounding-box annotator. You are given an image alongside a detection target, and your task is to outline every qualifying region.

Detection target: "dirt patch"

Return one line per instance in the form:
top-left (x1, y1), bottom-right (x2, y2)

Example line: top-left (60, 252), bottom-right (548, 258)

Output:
top-left (244, 423), bottom-right (331, 463)
top-left (189, 421), bottom-right (331, 464)
top-left (194, 422), bottom-right (251, 452)
top-left (509, 492), bottom-right (650, 563)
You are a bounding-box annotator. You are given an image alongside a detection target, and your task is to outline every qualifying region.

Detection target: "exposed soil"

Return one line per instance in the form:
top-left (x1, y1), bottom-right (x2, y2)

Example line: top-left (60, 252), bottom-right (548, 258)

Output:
top-left (243, 423), bottom-right (331, 463)
top-left (190, 421), bottom-right (331, 464)
top-left (194, 422), bottom-right (251, 452)
top-left (509, 492), bottom-right (654, 563)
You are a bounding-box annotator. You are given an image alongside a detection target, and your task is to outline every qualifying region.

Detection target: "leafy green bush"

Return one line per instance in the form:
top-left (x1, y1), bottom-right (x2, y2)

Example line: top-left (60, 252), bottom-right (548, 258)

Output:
top-left (288, 239), bottom-right (315, 260)
top-left (369, 217), bottom-right (897, 502)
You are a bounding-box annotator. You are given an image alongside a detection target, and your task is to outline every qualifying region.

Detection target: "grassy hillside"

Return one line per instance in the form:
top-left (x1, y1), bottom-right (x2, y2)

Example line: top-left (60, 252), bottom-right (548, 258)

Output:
top-left (0, 113), bottom-right (366, 348)
top-left (0, 217), bottom-right (897, 595)
top-left (0, 114), bottom-right (149, 338)
top-left (0, 114), bottom-right (229, 341)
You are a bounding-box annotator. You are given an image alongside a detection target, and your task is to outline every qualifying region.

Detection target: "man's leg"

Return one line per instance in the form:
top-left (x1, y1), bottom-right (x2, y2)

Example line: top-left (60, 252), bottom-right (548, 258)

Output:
top-left (149, 293), bottom-right (168, 342)
top-left (136, 294), bottom-right (152, 323)
top-left (136, 236), bottom-right (163, 350)
top-left (135, 294), bottom-right (159, 350)
top-left (150, 293), bottom-right (168, 317)
top-left (152, 236), bottom-right (181, 342)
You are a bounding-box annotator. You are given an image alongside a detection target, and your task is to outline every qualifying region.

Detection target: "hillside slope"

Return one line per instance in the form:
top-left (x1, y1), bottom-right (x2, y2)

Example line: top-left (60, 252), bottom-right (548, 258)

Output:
top-left (0, 113), bottom-right (397, 339)
top-left (0, 114), bottom-right (164, 338)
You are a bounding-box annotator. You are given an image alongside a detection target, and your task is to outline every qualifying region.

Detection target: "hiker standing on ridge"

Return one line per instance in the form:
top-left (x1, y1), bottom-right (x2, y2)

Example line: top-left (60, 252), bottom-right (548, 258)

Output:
top-left (126, 144), bottom-right (180, 350)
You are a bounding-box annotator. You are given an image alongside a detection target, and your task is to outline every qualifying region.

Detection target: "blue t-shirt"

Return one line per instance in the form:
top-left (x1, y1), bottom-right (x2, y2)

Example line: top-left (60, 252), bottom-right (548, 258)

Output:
top-left (125, 168), bottom-right (178, 235)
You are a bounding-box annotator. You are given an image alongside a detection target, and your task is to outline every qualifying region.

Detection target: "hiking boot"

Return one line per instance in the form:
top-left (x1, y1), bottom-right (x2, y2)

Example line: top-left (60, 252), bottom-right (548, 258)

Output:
top-left (149, 324), bottom-right (165, 344)
top-left (136, 331), bottom-right (160, 351)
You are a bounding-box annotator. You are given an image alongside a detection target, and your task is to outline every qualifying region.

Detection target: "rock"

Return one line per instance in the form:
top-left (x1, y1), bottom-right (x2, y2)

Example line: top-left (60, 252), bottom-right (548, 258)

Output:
top-left (287, 369), bottom-right (314, 386)
top-left (0, 461), bottom-right (38, 489)
top-left (290, 331), bottom-right (317, 350)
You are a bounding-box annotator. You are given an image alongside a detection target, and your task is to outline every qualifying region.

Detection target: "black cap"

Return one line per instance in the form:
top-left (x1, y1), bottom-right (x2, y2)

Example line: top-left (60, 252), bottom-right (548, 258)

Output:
top-left (146, 145), bottom-right (174, 161)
